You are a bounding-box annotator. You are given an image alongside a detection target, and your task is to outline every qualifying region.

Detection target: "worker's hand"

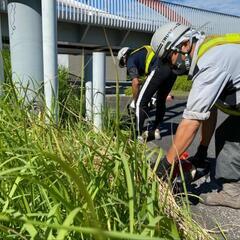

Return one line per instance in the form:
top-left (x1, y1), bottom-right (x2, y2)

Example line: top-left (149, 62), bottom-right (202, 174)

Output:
top-left (151, 153), bottom-right (197, 182)
top-left (151, 155), bottom-right (172, 178)
top-left (166, 94), bottom-right (174, 101)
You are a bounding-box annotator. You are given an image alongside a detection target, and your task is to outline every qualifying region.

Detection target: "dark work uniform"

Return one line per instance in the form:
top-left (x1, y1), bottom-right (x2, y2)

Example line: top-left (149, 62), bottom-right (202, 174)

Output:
top-left (127, 47), bottom-right (176, 135)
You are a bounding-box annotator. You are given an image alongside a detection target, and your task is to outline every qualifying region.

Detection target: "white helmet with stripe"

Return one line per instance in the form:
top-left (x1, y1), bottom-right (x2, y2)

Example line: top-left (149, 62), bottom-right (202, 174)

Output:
top-left (151, 22), bottom-right (190, 59)
top-left (117, 47), bottom-right (131, 68)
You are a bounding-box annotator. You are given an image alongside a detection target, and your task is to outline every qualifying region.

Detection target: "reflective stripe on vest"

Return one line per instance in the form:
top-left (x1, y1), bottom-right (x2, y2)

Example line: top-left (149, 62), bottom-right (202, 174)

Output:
top-left (215, 103), bottom-right (240, 116)
top-left (197, 33), bottom-right (240, 116)
top-left (198, 33), bottom-right (240, 59)
top-left (131, 45), bottom-right (155, 75)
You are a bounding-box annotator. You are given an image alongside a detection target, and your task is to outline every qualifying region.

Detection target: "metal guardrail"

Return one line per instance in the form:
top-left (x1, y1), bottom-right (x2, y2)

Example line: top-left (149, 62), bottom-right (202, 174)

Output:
top-left (1, 0), bottom-right (240, 34)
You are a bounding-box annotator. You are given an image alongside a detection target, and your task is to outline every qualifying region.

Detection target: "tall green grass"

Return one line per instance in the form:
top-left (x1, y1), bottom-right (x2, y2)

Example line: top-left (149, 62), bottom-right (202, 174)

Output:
top-left (0, 51), bottom-right (213, 240)
top-left (0, 90), bottom-right (178, 239)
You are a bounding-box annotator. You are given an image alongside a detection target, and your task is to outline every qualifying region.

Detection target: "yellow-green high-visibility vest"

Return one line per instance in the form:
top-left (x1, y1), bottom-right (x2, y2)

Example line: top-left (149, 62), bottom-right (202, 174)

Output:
top-left (197, 33), bottom-right (240, 116)
top-left (198, 33), bottom-right (240, 58)
top-left (130, 45), bottom-right (155, 75)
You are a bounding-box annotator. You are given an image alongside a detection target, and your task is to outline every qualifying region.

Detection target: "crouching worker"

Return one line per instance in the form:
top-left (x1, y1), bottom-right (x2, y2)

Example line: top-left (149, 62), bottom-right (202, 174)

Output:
top-left (150, 22), bottom-right (240, 209)
top-left (117, 46), bottom-right (176, 141)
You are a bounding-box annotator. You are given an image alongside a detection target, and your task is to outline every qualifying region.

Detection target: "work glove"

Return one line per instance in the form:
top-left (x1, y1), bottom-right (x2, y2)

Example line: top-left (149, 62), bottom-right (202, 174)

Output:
top-left (151, 153), bottom-right (196, 182)
top-left (129, 99), bottom-right (136, 109)
top-left (189, 145), bottom-right (209, 169)
top-left (151, 156), bottom-right (172, 179)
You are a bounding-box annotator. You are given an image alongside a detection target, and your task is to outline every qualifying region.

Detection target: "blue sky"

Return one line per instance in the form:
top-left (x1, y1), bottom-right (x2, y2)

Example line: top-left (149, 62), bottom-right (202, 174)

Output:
top-left (164, 0), bottom-right (240, 16)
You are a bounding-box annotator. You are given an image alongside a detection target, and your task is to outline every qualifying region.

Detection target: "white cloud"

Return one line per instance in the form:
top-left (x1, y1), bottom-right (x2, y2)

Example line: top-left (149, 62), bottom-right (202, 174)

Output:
top-left (165, 0), bottom-right (240, 16)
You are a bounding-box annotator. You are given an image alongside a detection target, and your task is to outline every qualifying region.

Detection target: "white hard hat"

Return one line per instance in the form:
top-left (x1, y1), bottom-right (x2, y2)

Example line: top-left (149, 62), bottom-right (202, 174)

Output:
top-left (117, 47), bottom-right (130, 61)
top-left (117, 47), bottom-right (130, 67)
top-left (151, 22), bottom-right (190, 58)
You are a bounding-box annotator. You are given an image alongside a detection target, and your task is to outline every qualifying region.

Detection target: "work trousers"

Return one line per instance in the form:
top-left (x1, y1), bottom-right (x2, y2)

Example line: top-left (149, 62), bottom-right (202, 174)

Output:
top-left (215, 115), bottom-right (240, 181)
top-left (135, 68), bottom-right (176, 135)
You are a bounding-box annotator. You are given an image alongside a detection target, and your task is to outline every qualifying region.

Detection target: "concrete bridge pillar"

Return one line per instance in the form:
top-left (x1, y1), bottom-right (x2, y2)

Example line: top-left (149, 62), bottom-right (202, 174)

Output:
top-left (84, 54), bottom-right (93, 121)
top-left (7, 0), bottom-right (43, 105)
top-left (92, 52), bottom-right (106, 131)
top-left (42, 0), bottom-right (58, 123)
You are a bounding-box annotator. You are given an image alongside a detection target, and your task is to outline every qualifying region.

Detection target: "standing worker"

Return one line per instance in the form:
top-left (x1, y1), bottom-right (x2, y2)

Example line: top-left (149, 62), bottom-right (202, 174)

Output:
top-left (117, 45), bottom-right (176, 141)
top-left (151, 22), bottom-right (240, 208)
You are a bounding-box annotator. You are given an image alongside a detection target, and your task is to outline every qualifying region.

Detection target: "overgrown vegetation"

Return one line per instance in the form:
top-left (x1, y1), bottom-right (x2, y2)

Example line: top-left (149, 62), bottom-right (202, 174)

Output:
top-left (58, 67), bottom-right (84, 123)
top-left (0, 51), bottom-right (213, 239)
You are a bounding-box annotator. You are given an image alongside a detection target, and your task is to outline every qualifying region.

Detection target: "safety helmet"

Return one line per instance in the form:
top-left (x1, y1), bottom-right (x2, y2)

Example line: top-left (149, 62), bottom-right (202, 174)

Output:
top-left (117, 47), bottom-right (131, 68)
top-left (151, 22), bottom-right (190, 59)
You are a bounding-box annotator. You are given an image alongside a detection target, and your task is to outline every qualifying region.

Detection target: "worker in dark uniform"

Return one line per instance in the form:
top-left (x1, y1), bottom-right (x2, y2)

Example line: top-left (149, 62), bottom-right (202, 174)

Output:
top-left (117, 46), bottom-right (176, 141)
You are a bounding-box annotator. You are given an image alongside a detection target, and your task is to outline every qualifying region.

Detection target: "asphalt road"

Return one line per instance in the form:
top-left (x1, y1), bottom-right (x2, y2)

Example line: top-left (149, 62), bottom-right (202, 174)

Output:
top-left (107, 95), bottom-right (240, 239)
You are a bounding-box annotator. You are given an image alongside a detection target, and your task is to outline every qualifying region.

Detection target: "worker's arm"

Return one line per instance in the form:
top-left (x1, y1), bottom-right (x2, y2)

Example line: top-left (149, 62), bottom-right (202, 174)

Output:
top-left (200, 107), bottom-right (217, 146)
top-left (131, 77), bottom-right (140, 102)
top-left (164, 65), bottom-right (229, 166)
top-left (166, 118), bottom-right (201, 163)
top-left (126, 52), bottom-right (142, 104)
top-left (189, 108), bottom-right (218, 165)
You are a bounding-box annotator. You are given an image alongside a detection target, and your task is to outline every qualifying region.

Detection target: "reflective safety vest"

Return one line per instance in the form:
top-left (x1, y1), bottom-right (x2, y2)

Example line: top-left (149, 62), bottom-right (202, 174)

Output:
top-left (130, 45), bottom-right (155, 75)
top-left (197, 33), bottom-right (240, 116)
top-left (198, 33), bottom-right (240, 59)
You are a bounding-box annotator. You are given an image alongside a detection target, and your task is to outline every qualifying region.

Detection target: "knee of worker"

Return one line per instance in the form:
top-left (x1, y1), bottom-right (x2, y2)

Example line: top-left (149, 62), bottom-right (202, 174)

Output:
top-left (156, 91), bottom-right (169, 100)
top-left (215, 141), bottom-right (240, 181)
top-left (136, 98), bottom-right (150, 110)
top-left (215, 116), bottom-right (240, 140)
top-left (215, 115), bottom-right (240, 157)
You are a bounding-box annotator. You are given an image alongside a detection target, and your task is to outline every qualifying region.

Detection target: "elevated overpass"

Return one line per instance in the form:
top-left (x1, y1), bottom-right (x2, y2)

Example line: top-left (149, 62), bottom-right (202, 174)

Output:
top-left (1, 0), bottom-right (240, 53)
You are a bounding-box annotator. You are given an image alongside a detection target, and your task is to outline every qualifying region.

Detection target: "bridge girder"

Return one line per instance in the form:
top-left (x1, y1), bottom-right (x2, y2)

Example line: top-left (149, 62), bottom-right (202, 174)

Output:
top-left (1, 13), bottom-right (152, 55)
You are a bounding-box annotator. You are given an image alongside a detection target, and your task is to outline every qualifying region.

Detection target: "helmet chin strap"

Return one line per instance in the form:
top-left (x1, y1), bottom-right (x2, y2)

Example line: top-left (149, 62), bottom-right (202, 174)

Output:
top-left (172, 41), bottom-right (193, 75)
top-left (173, 52), bottom-right (192, 75)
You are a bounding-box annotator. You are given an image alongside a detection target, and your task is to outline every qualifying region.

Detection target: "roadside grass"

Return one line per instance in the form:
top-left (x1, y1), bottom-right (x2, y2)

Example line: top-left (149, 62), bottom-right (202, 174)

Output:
top-left (0, 52), bottom-right (213, 239)
top-left (125, 75), bottom-right (191, 97)
top-left (171, 89), bottom-right (189, 98)
top-left (171, 75), bottom-right (191, 98)
top-left (172, 75), bottom-right (192, 93)
top-left (0, 86), bottom-right (179, 239)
